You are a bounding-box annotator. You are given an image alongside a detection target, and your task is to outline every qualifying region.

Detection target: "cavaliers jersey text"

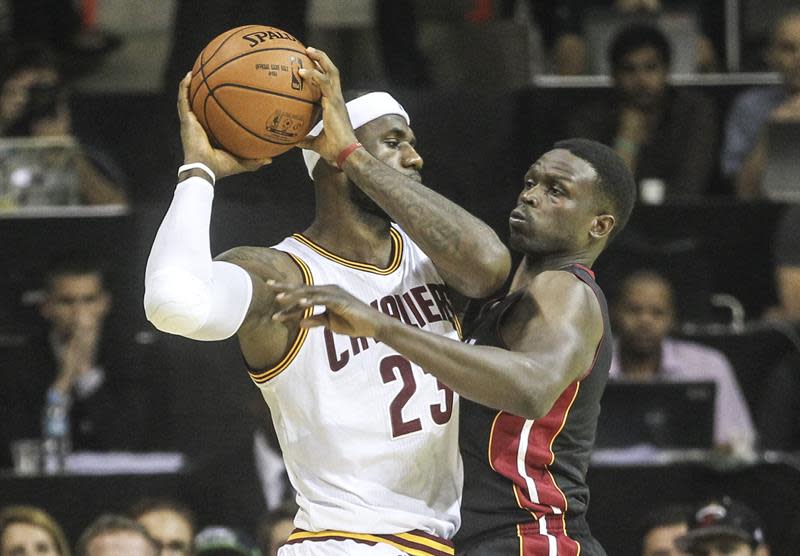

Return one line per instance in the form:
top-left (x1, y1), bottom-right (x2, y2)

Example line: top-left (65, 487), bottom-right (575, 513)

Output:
top-left (455, 264), bottom-right (611, 555)
top-left (253, 225), bottom-right (463, 540)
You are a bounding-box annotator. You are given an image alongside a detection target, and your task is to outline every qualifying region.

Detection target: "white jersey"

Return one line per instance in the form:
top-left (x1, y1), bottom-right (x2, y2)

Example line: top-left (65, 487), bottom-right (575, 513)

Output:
top-left (253, 225), bottom-right (463, 539)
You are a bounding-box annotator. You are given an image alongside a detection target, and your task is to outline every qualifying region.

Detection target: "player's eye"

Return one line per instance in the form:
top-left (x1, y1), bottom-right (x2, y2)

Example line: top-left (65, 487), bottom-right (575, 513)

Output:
top-left (384, 139), bottom-right (399, 148)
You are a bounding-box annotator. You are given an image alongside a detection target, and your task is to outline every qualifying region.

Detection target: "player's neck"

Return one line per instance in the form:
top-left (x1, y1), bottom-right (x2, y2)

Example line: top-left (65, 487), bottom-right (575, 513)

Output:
top-left (304, 210), bottom-right (394, 268)
top-left (510, 252), bottom-right (594, 289)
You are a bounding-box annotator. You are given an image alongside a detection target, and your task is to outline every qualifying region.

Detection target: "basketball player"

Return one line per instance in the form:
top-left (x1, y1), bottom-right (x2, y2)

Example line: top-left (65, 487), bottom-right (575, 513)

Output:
top-left (271, 138), bottom-right (636, 555)
top-left (143, 47), bottom-right (510, 556)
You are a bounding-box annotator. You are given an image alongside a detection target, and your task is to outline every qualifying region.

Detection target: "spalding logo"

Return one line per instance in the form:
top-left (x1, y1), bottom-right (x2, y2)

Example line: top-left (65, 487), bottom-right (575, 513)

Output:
top-left (242, 30), bottom-right (298, 47)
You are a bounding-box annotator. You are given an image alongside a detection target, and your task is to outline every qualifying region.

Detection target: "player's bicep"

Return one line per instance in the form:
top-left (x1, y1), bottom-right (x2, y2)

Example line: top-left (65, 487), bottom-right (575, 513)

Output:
top-left (540, 277), bottom-right (603, 380)
top-left (216, 246), bottom-right (307, 369)
top-left (512, 275), bottom-right (603, 399)
top-left (215, 246), bottom-right (303, 319)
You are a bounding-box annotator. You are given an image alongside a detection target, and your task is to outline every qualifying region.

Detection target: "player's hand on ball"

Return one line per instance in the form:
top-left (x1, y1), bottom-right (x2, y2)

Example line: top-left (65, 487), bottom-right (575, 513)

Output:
top-left (296, 47), bottom-right (359, 164)
top-left (270, 281), bottom-right (386, 339)
top-left (177, 72), bottom-right (271, 179)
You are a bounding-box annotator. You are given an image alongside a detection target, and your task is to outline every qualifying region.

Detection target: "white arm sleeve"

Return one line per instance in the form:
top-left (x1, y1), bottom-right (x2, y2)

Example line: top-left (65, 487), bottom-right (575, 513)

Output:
top-left (144, 176), bottom-right (253, 341)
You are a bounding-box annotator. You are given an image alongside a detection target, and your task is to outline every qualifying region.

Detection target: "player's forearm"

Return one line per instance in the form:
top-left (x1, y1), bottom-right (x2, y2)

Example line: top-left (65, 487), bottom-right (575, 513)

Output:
top-left (343, 148), bottom-right (510, 298)
top-left (374, 315), bottom-right (553, 418)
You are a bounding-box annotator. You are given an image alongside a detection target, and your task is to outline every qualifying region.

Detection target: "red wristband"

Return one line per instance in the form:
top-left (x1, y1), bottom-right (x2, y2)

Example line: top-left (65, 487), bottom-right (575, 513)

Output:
top-left (336, 142), bottom-right (363, 169)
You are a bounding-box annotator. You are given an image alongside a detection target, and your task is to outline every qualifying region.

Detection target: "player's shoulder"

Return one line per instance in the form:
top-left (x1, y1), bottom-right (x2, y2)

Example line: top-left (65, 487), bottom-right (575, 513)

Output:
top-left (215, 245), bottom-right (303, 283)
top-left (527, 269), bottom-right (600, 318)
top-left (528, 268), bottom-right (591, 295)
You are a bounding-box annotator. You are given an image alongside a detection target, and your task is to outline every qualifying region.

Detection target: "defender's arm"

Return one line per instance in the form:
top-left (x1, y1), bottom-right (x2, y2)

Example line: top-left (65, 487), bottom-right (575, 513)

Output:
top-left (273, 271), bottom-right (603, 418)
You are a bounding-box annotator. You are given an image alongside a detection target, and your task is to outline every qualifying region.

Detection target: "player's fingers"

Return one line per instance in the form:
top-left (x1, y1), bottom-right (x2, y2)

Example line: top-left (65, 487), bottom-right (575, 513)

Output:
top-left (272, 305), bottom-right (309, 322)
top-left (305, 47), bottom-right (338, 79)
top-left (295, 137), bottom-right (314, 150)
top-left (299, 313), bottom-right (329, 329)
top-left (298, 67), bottom-right (330, 90)
top-left (177, 72), bottom-right (192, 120)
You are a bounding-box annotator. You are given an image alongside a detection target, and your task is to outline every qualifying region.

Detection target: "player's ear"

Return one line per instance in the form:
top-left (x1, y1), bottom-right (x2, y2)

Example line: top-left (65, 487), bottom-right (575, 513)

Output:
top-left (589, 213), bottom-right (615, 240)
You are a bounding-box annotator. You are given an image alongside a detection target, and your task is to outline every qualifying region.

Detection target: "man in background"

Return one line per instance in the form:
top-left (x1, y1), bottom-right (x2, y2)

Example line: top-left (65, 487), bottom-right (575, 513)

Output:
top-left (640, 505), bottom-right (691, 556)
top-left (676, 498), bottom-right (770, 556)
top-left (722, 10), bottom-right (800, 199)
top-left (131, 498), bottom-right (196, 556)
top-left (566, 23), bottom-right (717, 200)
top-left (610, 270), bottom-right (755, 451)
top-left (0, 43), bottom-right (128, 206)
top-left (0, 257), bottom-right (168, 467)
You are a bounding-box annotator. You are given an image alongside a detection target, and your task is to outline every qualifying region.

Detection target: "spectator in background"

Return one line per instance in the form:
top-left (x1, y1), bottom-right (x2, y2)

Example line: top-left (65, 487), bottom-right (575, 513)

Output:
top-left (675, 497), bottom-right (770, 556)
top-left (76, 515), bottom-right (158, 556)
top-left (0, 505), bottom-right (71, 556)
top-left (193, 527), bottom-right (261, 556)
top-left (131, 498), bottom-right (196, 556)
top-left (255, 503), bottom-right (297, 556)
top-left (0, 256), bottom-right (169, 468)
top-left (639, 504), bottom-right (691, 556)
top-left (502, 0), bottom-right (720, 75)
top-left (0, 43), bottom-right (128, 206)
top-left (565, 24), bottom-right (718, 201)
top-left (721, 10), bottom-right (800, 199)
top-left (610, 270), bottom-right (756, 451)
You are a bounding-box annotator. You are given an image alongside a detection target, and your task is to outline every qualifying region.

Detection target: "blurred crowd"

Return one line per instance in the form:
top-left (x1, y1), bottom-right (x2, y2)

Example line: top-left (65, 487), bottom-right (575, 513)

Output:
top-left (0, 495), bottom-right (781, 556)
top-left (2, 0), bottom-right (800, 554)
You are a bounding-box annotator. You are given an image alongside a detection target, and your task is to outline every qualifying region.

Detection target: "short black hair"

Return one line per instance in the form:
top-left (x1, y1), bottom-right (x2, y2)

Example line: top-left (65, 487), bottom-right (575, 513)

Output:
top-left (609, 23), bottom-right (672, 72)
top-left (619, 269), bottom-right (674, 300)
top-left (639, 504), bottom-right (692, 548)
top-left (44, 255), bottom-right (108, 291)
top-left (553, 138), bottom-right (636, 240)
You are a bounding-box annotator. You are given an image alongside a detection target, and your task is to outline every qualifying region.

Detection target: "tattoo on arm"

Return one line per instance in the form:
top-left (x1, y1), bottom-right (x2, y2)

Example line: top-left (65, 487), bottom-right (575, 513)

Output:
top-left (349, 157), bottom-right (466, 256)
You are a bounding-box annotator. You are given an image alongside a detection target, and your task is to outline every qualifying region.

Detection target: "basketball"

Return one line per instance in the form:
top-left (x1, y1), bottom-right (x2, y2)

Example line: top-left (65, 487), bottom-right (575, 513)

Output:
top-left (189, 25), bottom-right (321, 159)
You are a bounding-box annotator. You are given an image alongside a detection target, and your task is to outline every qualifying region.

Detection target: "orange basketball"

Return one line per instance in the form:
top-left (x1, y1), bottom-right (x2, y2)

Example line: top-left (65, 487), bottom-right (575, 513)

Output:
top-left (189, 25), bottom-right (321, 159)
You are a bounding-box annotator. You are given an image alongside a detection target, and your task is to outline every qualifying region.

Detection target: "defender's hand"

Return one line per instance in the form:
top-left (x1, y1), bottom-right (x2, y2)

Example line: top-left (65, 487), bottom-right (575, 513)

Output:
top-left (295, 47), bottom-right (358, 164)
top-left (177, 72), bottom-right (271, 180)
top-left (270, 282), bottom-right (388, 339)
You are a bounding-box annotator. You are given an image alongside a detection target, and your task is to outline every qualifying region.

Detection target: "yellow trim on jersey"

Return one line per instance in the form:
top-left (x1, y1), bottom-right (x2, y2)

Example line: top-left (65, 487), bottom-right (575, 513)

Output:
top-left (487, 410), bottom-right (503, 472)
top-left (249, 254), bottom-right (314, 384)
top-left (291, 226), bottom-right (403, 275)
top-left (543, 380), bottom-right (582, 514)
top-left (287, 530), bottom-right (454, 556)
top-left (452, 312), bottom-right (463, 339)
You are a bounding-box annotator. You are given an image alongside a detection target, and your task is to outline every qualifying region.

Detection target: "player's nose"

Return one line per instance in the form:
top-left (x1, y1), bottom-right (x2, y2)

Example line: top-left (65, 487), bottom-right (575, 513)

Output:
top-left (520, 187), bottom-right (540, 207)
top-left (402, 145), bottom-right (423, 171)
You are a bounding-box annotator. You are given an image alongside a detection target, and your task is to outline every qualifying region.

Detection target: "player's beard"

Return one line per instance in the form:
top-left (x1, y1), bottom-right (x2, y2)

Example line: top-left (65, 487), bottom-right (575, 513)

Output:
top-left (348, 181), bottom-right (389, 222)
